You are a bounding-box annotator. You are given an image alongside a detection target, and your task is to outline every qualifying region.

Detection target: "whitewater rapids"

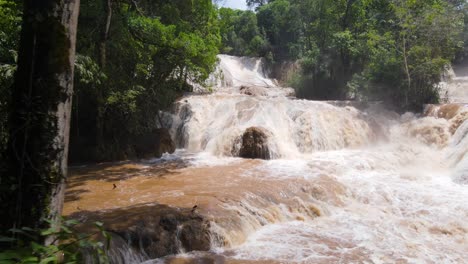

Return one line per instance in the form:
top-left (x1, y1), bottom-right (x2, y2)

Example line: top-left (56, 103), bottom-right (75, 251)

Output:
top-left (66, 55), bottom-right (468, 263)
top-left (161, 55), bottom-right (468, 263)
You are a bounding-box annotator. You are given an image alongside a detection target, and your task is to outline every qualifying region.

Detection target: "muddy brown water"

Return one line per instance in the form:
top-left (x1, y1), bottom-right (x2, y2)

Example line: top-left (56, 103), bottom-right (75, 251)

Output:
top-left (64, 158), bottom-right (345, 263)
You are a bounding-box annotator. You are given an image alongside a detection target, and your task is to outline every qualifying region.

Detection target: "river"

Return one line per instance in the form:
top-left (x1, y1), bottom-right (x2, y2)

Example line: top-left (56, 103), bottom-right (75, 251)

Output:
top-left (65, 55), bottom-right (468, 264)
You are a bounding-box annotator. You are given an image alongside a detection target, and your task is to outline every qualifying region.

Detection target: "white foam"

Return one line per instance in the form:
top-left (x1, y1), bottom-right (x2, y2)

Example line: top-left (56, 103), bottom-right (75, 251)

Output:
top-left (215, 54), bottom-right (278, 88)
top-left (153, 55), bottom-right (468, 263)
top-left (168, 96), bottom-right (375, 159)
top-left (220, 144), bottom-right (468, 263)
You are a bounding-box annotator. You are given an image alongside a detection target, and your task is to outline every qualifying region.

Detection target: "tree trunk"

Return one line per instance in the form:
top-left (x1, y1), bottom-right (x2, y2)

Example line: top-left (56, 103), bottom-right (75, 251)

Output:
top-left (1, 0), bottom-right (80, 238)
top-left (341, 0), bottom-right (356, 30)
top-left (96, 0), bottom-right (112, 155)
top-left (402, 36), bottom-right (411, 106)
top-left (99, 0), bottom-right (112, 68)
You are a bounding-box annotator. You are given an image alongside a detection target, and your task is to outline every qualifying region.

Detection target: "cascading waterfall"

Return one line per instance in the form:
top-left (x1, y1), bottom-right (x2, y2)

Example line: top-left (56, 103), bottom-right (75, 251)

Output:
top-left (166, 55), bottom-right (382, 159)
top-left (69, 55), bottom-right (468, 263)
top-left (209, 54), bottom-right (278, 88)
top-left (152, 55), bottom-right (468, 262)
top-left (168, 96), bottom-right (377, 158)
top-left (449, 117), bottom-right (468, 183)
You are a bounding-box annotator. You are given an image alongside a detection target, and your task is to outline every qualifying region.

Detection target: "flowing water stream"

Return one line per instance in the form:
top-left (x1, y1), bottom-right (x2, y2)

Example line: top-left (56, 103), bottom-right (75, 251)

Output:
top-left (65, 55), bottom-right (468, 264)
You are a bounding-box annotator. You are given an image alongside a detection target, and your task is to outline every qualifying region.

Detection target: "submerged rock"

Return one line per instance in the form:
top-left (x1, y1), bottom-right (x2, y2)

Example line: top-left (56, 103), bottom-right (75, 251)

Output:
top-left (423, 104), bottom-right (468, 134)
top-left (239, 85), bottom-right (268, 96)
top-left (404, 118), bottom-right (452, 148)
top-left (134, 128), bottom-right (176, 159)
top-left (424, 104), bottom-right (462, 120)
top-left (238, 127), bottom-right (271, 160)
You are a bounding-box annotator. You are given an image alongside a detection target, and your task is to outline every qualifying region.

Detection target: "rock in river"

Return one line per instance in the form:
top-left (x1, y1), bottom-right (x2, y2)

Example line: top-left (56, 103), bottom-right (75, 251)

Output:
top-left (238, 127), bottom-right (271, 160)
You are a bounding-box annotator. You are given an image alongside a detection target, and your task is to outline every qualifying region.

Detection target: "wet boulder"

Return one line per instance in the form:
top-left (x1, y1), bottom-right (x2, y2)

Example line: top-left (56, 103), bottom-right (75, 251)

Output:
top-left (282, 87), bottom-right (296, 97)
top-left (70, 204), bottom-right (211, 260)
top-left (134, 128), bottom-right (176, 159)
top-left (238, 127), bottom-right (271, 160)
top-left (239, 85), bottom-right (268, 96)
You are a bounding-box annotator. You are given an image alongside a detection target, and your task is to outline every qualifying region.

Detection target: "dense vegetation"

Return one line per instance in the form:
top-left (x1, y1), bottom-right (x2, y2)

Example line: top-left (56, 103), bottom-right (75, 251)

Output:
top-left (222, 0), bottom-right (467, 110)
top-left (0, 0), bottom-right (220, 162)
top-left (72, 0), bottom-right (220, 161)
top-left (218, 7), bottom-right (270, 57)
top-left (0, 0), bottom-right (20, 159)
top-left (0, 0), bottom-right (467, 163)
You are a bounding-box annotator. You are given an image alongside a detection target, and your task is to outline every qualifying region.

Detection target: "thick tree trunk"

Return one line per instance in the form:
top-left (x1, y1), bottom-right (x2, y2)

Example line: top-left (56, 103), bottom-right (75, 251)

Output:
top-left (1, 0), bottom-right (80, 237)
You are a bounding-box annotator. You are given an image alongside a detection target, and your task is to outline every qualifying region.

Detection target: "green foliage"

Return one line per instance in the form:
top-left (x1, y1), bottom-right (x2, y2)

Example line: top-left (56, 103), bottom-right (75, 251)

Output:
top-left (257, 0), bottom-right (302, 59)
top-left (0, 0), bottom-right (21, 64)
top-left (75, 55), bottom-right (107, 86)
top-left (219, 7), bottom-right (270, 57)
top-left (236, 0), bottom-right (465, 109)
top-left (350, 0), bottom-right (464, 110)
top-left (0, 0), bottom-right (21, 155)
top-left (0, 3), bottom-right (18, 207)
top-left (247, 0), bottom-right (269, 9)
top-left (0, 219), bottom-right (110, 264)
top-left (70, 0), bottom-right (221, 161)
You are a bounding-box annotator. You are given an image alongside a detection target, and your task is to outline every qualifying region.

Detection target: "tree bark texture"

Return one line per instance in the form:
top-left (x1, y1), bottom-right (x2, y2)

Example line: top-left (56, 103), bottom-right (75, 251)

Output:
top-left (1, 0), bottom-right (80, 235)
top-left (99, 0), bottom-right (112, 69)
top-left (96, 0), bottom-right (112, 153)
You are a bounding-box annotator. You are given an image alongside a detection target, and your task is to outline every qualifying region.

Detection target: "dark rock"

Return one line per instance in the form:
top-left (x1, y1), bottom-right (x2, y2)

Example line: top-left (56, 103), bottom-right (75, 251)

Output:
top-left (134, 128), bottom-right (176, 159)
top-left (180, 221), bottom-right (211, 251)
top-left (175, 102), bottom-right (193, 147)
top-left (160, 214), bottom-right (178, 231)
top-left (70, 204), bottom-right (211, 260)
top-left (238, 127), bottom-right (271, 160)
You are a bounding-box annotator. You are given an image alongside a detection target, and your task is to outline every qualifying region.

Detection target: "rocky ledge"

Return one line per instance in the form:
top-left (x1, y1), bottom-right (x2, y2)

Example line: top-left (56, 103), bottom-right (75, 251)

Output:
top-left (70, 204), bottom-right (211, 261)
top-left (133, 128), bottom-right (176, 159)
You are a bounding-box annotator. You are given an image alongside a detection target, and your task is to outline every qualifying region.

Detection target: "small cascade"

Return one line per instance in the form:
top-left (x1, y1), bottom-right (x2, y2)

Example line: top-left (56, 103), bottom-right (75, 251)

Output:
top-left (448, 117), bottom-right (468, 183)
top-left (211, 54), bottom-right (277, 88)
top-left (440, 62), bottom-right (468, 103)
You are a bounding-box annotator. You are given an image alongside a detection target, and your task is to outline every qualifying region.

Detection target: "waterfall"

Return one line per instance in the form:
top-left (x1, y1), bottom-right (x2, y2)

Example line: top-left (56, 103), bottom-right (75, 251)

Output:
top-left (159, 54), bottom-right (468, 263)
top-left (71, 55), bottom-right (468, 264)
top-left (166, 55), bottom-right (383, 159)
top-left (215, 54), bottom-right (277, 88)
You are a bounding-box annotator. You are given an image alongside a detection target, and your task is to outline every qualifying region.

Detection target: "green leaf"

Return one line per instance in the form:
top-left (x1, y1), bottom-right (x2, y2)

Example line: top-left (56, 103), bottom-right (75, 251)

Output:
top-left (30, 241), bottom-right (44, 252)
top-left (63, 219), bottom-right (80, 226)
top-left (8, 228), bottom-right (25, 234)
top-left (22, 256), bottom-right (41, 263)
top-left (21, 227), bottom-right (36, 232)
top-left (0, 251), bottom-right (20, 260)
top-left (0, 236), bottom-right (16, 242)
top-left (39, 256), bottom-right (57, 264)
